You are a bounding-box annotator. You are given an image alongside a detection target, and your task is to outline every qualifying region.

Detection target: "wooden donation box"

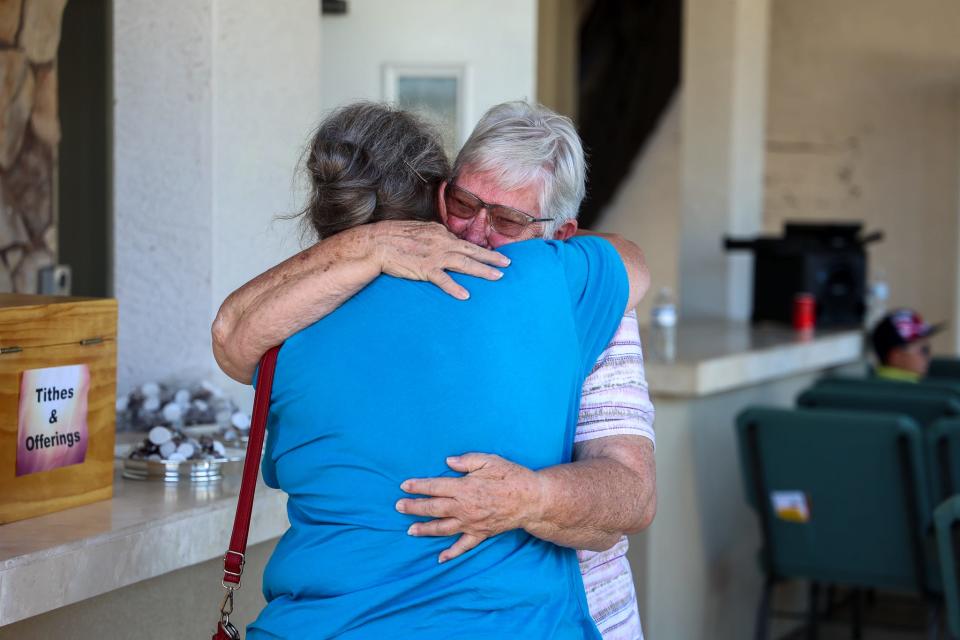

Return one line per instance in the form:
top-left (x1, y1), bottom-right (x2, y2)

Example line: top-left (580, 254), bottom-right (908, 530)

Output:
top-left (0, 294), bottom-right (118, 524)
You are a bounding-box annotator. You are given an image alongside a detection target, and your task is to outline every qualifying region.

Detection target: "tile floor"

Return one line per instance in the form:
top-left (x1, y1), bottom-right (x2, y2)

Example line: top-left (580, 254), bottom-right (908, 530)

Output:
top-left (778, 590), bottom-right (934, 639)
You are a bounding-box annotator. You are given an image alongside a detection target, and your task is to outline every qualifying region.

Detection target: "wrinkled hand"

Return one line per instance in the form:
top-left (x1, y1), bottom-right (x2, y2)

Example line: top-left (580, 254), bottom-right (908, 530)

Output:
top-left (370, 221), bottom-right (510, 300)
top-left (397, 453), bottom-right (543, 563)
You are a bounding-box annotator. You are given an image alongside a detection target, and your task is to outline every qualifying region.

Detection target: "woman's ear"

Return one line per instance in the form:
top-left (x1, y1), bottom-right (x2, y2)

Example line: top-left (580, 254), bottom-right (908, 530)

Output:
top-left (552, 219), bottom-right (579, 241)
top-left (437, 180), bottom-right (449, 224)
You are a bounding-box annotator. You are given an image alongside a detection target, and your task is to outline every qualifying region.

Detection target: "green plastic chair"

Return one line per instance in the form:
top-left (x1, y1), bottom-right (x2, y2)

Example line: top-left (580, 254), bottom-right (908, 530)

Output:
top-left (935, 496), bottom-right (960, 639)
top-left (801, 388), bottom-right (960, 514)
top-left (814, 375), bottom-right (960, 398)
top-left (736, 407), bottom-right (936, 639)
top-left (931, 357), bottom-right (960, 381)
top-left (798, 387), bottom-right (960, 428)
top-left (928, 419), bottom-right (960, 507)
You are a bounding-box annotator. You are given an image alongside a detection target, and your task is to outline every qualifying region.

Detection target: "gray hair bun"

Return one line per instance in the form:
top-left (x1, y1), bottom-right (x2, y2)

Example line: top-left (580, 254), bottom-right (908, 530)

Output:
top-left (299, 102), bottom-right (450, 240)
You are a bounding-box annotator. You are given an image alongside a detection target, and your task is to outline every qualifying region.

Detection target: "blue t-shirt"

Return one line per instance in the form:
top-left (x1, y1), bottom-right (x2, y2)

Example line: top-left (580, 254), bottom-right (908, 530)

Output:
top-left (248, 237), bottom-right (629, 639)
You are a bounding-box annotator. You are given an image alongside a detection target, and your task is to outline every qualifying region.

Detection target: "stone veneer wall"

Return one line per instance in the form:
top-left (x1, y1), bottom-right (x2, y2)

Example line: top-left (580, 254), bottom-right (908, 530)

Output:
top-left (0, 0), bottom-right (65, 293)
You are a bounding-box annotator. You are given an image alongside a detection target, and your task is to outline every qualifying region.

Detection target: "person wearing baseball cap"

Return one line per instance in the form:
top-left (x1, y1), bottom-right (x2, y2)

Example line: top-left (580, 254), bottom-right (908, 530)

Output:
top-left (871, 308), bottom-right (944, 382)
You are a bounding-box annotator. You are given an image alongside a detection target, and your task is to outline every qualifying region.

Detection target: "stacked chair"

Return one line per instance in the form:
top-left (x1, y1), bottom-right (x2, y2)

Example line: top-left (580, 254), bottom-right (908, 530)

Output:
top-left (814, 374), bottom-right (960, 397)
top-left (736, 407), bottom-right (939, 639)
top-left (798, 379), bottom-right (960, 506)
top-left (736, 372), bottom-right (960, 639)
top-left (930, 358), bottom-right (960, 382)
top-left (935, 495), bottom-right (960, 639)
top-left (928, 419), bottom-right (960, 507)
top-left (927, 358), bottom-right (960, 639)
top-left (798, 387), bottom-right (960, 431)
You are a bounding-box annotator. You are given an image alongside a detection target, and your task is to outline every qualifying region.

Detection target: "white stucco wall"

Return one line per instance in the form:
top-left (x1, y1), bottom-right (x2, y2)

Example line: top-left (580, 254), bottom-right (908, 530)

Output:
top-left (210, 0), bottom-right (323, 401)
top-left (113, 0), bottom-right (215, 390)
top-left (113, 0), bottom-right (322, 395)
top-left (319, 0), bottom-right (537, 149)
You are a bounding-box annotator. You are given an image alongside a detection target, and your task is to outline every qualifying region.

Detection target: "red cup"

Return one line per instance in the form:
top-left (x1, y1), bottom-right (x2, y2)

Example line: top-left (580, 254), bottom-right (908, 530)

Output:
top-left (793, 293), bottom-right (816, 333)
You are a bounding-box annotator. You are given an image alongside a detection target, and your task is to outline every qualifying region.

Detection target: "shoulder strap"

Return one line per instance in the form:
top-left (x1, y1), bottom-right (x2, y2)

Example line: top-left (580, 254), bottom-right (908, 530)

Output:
top-left (221, 345), bottom-right (281, 588)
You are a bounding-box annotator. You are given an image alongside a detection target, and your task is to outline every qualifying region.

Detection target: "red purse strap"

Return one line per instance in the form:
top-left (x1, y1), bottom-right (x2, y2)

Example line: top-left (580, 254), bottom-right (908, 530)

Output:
top-left (214, 346), bottom-right (281, 639)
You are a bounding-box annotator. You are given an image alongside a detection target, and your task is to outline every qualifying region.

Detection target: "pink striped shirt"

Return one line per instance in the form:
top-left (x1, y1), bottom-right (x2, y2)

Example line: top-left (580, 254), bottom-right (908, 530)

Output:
top-left (575, 310), bottom-right (654, 640)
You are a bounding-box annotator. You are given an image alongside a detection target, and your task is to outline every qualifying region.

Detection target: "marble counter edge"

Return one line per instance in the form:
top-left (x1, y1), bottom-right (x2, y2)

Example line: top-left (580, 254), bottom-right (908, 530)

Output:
top-left (0, 484), bottom-right (288, 627)
top-left (646, 331), bottom-right (864, 397)
top-left (0, 481), bottom-right (282, 572)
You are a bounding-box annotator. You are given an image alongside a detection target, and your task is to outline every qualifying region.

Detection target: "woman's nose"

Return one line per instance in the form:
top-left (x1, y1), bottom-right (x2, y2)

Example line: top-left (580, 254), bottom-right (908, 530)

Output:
top-left (466, 209), bottom-right (493, 244)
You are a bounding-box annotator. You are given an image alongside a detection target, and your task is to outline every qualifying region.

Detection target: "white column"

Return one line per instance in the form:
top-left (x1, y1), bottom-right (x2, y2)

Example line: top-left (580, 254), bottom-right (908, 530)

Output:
top-left (113, 0), bottom-right (216, 390)
top-left (210, 0), bottom-right (323, 402)
top-left (112, 0), bottom-right (322, 395)
top-left (679, 0), bottom-right (770, 320)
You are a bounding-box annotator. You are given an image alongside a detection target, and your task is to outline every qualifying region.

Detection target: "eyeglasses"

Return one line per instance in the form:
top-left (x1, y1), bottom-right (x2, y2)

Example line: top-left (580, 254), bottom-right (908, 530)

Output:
top-left (444, 183), bottom-right (554, 238)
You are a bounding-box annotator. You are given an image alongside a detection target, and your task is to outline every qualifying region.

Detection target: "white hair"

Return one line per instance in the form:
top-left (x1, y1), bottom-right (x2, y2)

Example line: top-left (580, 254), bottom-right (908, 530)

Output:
top-left (452, 101), bottom-right (586, 237)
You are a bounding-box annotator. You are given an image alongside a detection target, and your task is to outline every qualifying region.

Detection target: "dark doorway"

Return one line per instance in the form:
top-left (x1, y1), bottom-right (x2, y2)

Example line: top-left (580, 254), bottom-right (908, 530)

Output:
top-left (577, 0), bottom-right (681, 227)
top-left (58, 0), bottom-right (110, 297)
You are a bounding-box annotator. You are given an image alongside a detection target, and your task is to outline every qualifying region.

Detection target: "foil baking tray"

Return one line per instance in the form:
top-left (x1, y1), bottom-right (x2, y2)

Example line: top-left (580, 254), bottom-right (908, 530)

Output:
top-left (115, 437), bottom-right (246, 483)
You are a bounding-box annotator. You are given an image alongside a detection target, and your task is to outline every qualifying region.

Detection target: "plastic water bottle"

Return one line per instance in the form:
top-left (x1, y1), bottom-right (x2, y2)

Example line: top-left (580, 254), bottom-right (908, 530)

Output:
top-left (650, 287), bottom-right (677, 362)
top-left (865, 268), bottom-right (888, 330)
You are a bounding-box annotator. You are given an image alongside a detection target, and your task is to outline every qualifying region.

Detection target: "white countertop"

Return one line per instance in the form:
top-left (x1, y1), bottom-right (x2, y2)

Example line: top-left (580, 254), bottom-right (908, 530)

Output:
top-left (643, 319), bottom-right (865, 397)
top-left (0, 466), bottom-right (288, 627)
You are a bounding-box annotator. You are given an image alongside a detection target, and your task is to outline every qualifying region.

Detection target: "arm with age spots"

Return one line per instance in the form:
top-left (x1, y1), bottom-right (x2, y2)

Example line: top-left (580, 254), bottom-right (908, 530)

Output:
top-left (397, 437), bottom-right (656, 561)
top-left (528, 435), bottom-right (656, 550)
top-left (211, 221), bottom-right (510, 384)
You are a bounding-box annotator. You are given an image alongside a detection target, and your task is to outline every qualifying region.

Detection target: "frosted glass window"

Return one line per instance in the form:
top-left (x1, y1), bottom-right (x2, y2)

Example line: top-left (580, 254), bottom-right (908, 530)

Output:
top-left (396, 76), bottom-right (459, 155)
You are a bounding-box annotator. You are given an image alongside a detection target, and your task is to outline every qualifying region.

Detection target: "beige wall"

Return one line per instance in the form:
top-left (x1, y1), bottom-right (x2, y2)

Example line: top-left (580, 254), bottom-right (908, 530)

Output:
top-left (537, 0), bottom-right (578, 119)
top-left (598, 97), bottom-right (681, 323)
top-left (765, 0), bottom-right (960, 352)
top-left (603, 0), bottom-right (960, 342)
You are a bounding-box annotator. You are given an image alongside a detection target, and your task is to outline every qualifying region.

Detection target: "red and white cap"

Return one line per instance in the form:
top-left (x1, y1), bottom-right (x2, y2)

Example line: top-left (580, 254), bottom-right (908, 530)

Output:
top-left (871, 308), bottom-right (943, 360)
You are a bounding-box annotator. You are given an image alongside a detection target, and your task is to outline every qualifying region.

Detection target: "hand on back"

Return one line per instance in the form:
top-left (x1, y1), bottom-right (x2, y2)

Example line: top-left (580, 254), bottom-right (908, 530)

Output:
top-left (370, 221), bottom-right (511, 300)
